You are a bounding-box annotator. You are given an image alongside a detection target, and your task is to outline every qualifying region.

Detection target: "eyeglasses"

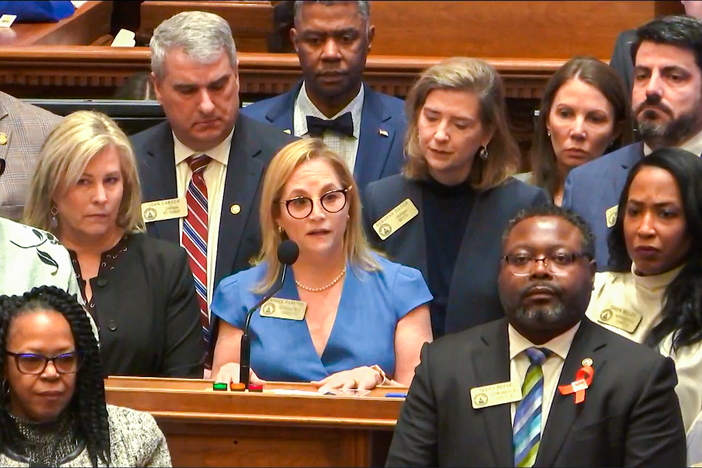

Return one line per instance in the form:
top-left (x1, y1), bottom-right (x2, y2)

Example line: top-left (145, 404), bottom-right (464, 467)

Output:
top-left (503, 252), bottom-right (592, 276)
top-left (280, 187), bottom-right (351, 220)
top-left (5, 351), bottom-right (82, 375)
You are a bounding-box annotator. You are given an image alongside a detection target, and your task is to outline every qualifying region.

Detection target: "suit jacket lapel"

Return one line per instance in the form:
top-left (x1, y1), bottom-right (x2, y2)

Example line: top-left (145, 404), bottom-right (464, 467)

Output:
top-left (264, 82), bottom-right (300, 133)
top-left (213, 117), bottom-right (266, 287)
top-left (536, 319), bottom-right (608, 466)
top-left (471, 319), bottom-right (514, 467)
top-left (404, 180), bottom-right (429, 279)
top-left (354, 88), bottom-right (394, 188)
top-left (143, 124), bottom-right (179, 244)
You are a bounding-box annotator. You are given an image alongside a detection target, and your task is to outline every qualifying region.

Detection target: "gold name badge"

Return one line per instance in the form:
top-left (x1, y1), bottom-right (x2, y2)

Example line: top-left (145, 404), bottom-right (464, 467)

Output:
top-left (597, 305), bottom-right (642, 334)
top-left (141, 198), bottom-right (188, 223)
top-left (372, 199), bottom-right (419, 240)
top-left (260, 298), bottom-right (307, 321)
top-left (470, 381), bottom-right (522, 409)
top-left (606, 205), bottom-right (618, 228)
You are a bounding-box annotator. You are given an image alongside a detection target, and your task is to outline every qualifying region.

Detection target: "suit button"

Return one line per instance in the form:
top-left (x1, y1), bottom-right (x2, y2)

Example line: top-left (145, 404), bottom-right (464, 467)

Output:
top-left (108, 320), bottom-right (117, 331)
top-left (97, 278), bottom-right (107, 287)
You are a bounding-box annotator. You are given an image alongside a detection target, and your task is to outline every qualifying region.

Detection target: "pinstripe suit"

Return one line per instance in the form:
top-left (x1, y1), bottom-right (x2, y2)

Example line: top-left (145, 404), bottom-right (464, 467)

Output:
top-left (0, 92), bottom-right (62, 221)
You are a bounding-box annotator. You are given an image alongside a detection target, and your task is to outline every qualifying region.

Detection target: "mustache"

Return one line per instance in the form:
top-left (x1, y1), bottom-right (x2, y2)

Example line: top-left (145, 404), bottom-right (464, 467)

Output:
top-left (635, 96), bottom-right (673, 117)
top-left (518, 282), bottom-right (563, 300)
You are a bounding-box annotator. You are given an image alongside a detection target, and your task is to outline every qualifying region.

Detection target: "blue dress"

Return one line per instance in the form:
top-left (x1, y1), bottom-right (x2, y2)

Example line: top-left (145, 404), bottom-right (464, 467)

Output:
top-left (211, 255), bottom-right (433, 382)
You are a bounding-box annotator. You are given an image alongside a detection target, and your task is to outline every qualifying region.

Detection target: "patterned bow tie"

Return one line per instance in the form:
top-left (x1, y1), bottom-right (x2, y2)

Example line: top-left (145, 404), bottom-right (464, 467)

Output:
top-left (306, 112), bottom-right (354, 137)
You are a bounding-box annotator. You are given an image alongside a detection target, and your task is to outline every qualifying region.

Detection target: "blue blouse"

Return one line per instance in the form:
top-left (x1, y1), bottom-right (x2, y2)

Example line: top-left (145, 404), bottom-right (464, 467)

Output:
top-left (211, 254), bottom-right (432, 382)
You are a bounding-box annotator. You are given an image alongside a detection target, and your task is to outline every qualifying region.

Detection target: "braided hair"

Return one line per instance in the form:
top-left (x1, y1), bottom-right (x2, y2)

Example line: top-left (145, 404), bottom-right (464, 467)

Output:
top-left (0, 286), bottom-right (110, 467)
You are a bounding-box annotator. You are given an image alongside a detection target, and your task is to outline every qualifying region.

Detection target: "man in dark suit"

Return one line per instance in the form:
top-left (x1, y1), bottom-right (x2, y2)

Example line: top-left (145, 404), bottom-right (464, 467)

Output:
top-left (564, 15), bottom-right (702, 270)
top-left (131, 11), bottom-right (295, 354)
top-left (241, 0), bottom-right (405, 189)
top-left (386, 205), bottom-right (686, 467)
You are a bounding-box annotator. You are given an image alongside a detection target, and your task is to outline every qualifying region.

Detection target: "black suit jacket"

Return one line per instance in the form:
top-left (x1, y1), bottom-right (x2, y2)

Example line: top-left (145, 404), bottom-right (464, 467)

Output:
top-left (90, 234), bottom-right (203, 377)
top-left (610, 29), bottom-right (637, 98)
top-left (361, 175), bottom-right (549, 335)
top-left (386, 318), bottom-right (686, 467)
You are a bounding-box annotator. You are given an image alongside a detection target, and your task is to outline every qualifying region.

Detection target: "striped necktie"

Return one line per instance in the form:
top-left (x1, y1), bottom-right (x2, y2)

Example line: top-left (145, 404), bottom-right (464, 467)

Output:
top-left (513, 347), bottom-right (551, 467)
top-left (182, 155), bottom-right (211, 345)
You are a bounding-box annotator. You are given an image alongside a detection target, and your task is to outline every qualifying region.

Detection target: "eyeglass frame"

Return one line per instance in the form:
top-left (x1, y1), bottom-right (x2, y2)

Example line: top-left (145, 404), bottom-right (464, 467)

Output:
top-left (5, 351), bottom-right (82, 375)
top-left (502, 252), bottom-right (592, 276)
top-left (278, 186), bottom-right (352, 220)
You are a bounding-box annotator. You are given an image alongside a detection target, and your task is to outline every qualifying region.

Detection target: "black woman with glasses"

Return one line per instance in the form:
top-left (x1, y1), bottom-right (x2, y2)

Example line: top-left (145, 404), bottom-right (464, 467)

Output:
top-left (210, 138), bottom-right (433, 393)
top-left (585, 148), bottom-right (702, 433)
top-left (0, 286), bottom-right (172, 467)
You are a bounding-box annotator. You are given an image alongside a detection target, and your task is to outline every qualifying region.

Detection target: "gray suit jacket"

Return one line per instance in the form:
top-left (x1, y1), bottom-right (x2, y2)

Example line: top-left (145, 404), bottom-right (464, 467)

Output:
top-left (0, 92), bottom-right (62, 221)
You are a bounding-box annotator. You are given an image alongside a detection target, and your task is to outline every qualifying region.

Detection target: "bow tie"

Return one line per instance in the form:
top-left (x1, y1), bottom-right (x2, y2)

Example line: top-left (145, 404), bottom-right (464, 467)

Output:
top-left (306, 112), bottom-right (354, 137)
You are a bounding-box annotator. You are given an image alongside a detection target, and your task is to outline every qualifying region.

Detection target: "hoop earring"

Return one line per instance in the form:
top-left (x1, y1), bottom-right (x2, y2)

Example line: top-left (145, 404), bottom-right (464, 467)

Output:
top-left (50, 205), bottom-right (59, 230)
top-left (1, 379), bottom-right (9, 396)
top-left (479, 146), bottom-right (489, 161)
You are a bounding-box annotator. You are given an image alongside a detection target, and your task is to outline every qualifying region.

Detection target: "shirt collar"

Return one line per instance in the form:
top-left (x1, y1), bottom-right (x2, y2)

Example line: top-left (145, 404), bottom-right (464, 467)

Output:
top-left (173, 127), bottom-right (235, 166)
top-left (643, 127), bottom-right (702, 156)
top-left (295, 81), bottom-right (364, 138)
top-left (508, 321), bottom-right (581, 361)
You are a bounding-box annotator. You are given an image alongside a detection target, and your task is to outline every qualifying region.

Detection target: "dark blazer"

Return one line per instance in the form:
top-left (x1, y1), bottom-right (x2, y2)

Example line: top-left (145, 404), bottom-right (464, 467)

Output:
top-left (362, 175), bottom-right (549, 335)
top-left (241, 82), bottom-right (406, 188)
top-left (89, 234), bottom-right (203, 378)
top-left (386, 318), bottom-right (687, 467)
top-left (131, 114), bottom-right (296, 291)
top-left (562, 142), bottom-right (644, 270)
top-left (610, 29), bottom-right (637, 98)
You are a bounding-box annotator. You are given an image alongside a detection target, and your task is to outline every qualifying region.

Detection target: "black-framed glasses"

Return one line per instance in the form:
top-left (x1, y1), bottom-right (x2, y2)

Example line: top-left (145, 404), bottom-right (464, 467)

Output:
top-left (280, 187), bottom-right (351, 219)
top-left (0, 158), bottom-right (5, 177)
top-left (5, 351), bottom-right (82, 375)
top-left (503, 252), bottom-right (592, 277)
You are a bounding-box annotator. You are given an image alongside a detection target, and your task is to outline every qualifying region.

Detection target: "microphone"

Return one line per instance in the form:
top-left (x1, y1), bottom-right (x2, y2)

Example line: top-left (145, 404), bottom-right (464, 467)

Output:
top-left (239, 240), bottom-right (299, 389)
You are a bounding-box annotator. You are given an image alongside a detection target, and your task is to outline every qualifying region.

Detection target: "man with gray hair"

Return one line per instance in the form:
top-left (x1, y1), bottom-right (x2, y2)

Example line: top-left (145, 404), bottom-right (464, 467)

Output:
top-left (131, 11), bottom-right (295, 360)
top-left (242, 0), bottom-right (406, 189)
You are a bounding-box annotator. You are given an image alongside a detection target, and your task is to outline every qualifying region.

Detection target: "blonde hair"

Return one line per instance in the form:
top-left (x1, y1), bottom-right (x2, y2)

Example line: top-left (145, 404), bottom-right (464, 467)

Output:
top-left (403, 57), bottom-right (520, 191)
top-left (23, 111), bottom-right (145, 234)
top-left (255, 138), bottom-right (378, 292)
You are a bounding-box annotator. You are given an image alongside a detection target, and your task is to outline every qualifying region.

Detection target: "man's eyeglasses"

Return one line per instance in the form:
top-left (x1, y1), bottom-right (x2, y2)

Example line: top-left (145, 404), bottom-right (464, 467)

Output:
top-left (503, 252), bottom-right (592, 276)
top-left (280, 187), bottom-right (351, 220)
top-left (5, 351), bottom-right (82, 375)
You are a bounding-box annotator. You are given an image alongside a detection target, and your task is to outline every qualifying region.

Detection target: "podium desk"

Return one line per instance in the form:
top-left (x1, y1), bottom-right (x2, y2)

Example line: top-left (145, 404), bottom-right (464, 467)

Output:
top-left (105, 377), bottom-right (405, 467)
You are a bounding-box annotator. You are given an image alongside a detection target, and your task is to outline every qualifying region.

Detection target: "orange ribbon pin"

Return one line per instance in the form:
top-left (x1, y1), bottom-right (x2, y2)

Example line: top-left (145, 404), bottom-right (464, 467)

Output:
top-left (558, 365), bottom-right (594, 404)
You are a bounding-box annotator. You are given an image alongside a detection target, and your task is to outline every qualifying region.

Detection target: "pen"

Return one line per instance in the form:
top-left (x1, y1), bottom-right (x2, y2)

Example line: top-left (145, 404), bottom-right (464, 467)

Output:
top-left (385, 392), bottom-right (407, 398)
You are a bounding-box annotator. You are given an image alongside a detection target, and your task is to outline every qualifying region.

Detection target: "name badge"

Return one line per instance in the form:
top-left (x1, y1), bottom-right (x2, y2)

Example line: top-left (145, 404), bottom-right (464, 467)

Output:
top-left (141, 198), bottom-right (187, 223)
top-left (0, 15), bottom-right (17, 28)
top-left (372, 199), bottom-right (419, 240)
top-left (260, 298), bottom-right (307, 321)
top-left (470, 381), bottom-right (522, 409)
top-left (597, 305), bottom-right (642, 334)
top-left (605, 205), bottom-right (618, 228)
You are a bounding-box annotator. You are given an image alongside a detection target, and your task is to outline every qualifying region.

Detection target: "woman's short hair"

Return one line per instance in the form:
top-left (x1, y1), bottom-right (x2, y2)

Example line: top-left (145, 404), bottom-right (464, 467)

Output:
top-left (530, 56), bottom-right (633, 199)
top-left (255, 138), bottom-right (378, 292)
top-left (403, 57), bottom-right (521, 191)
top-left (608, 147), bottom-right (702, 350)
top-left (23, 111), bottom-right (145, 234)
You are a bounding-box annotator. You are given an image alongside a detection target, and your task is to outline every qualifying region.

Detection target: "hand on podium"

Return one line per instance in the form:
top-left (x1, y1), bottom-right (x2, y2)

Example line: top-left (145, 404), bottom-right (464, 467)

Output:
top-left (311, 366), bottom-right (385, 394)
top-left (216, 362), bottom-right (266, 386)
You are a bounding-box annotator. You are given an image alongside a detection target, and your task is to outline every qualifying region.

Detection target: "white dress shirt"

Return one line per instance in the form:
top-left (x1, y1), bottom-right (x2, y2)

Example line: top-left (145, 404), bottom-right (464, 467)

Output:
top-left (173, 129), bottom-right (233, 307)
top-left (644, 128), bottom-right (702, 156)
top-left (509, 322), bottom-right (580, 432)
top-left (293, 81), bottom-right (364, 172)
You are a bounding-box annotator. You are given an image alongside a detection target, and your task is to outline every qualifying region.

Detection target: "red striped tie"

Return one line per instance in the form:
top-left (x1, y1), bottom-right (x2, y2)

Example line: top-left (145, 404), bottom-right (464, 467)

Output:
top-left (182, 155), bottom-right (211, 347)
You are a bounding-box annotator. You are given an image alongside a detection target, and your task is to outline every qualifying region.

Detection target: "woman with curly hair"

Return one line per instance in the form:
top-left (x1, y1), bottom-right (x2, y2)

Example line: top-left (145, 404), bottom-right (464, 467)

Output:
top-left (585, 148), bottom-right (702, 431)
top-left (0, 286), bottom-right (171, 467)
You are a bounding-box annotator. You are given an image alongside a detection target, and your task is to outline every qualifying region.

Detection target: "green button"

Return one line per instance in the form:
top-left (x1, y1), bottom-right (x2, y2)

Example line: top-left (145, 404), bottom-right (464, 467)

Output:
top-left (213, 382), bottom-right (228, 391)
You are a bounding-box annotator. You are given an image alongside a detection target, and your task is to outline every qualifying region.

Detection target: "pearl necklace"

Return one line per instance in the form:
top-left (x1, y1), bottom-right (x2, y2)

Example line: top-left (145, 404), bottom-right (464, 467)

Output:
top-left (295, 267), bottom-right (347, 292)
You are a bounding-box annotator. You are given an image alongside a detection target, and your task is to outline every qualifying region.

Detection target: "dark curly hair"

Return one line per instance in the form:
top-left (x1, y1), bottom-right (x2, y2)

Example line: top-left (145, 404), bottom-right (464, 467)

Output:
top-left (0, 286), bottom-right (110, 467)
top-left (608, 148), bottom-right (702, 352)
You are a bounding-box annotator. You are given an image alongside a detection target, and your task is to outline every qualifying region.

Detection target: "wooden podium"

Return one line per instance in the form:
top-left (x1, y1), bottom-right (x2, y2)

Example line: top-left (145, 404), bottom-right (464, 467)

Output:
top-left (104, 377), bottom-right (404, 467)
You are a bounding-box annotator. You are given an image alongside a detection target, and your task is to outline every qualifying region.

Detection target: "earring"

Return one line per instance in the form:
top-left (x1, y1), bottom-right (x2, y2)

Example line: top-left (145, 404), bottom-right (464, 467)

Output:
top-left (50, 205), bottom-right (59, 230)
top-left (547, 130), bottom-right (551, 137)
top-left (479, 146), bottom-right (489, 161)
top-left (1, 379), bottom-right (9, 396)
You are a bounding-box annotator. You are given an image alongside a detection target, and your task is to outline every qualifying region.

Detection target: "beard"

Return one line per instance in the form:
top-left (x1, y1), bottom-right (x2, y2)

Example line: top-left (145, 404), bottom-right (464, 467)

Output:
top-left (512, 303), bottom-right (566, 327)
top-left (637, 105), bottom-right (702, 148)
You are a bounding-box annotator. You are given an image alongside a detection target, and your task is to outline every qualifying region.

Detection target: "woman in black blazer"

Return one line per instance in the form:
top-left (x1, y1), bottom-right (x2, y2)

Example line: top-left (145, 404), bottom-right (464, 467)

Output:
top-left (362, 57), bottom-right (549, 339)
top-left (23, 111), bottom-right (204, 377)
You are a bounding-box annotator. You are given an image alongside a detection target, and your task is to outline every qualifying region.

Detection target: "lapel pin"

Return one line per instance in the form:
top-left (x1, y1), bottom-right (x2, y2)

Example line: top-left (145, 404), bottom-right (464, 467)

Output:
top-left (582, 357), bottom-right (593, 367)
top-left (378, 129), bottom-right (389, 137)
top-left (283, 129), bottom-right (292, 135)
top-left (230, 204), bottom-right (241, 215)
top-left (0, 132), bottom-right (7, 145)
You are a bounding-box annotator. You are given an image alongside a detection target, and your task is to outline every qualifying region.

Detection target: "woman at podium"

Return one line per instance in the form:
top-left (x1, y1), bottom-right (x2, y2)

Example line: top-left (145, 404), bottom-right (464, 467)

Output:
top-left (0, 286), bottom-right (172, 467)
top-left (211, 139), bottom-right (433, 393)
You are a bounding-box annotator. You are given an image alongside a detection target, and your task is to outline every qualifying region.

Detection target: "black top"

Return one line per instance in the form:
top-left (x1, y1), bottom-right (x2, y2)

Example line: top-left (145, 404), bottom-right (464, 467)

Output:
top-left (421, 177), bottom-right (475, 338)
